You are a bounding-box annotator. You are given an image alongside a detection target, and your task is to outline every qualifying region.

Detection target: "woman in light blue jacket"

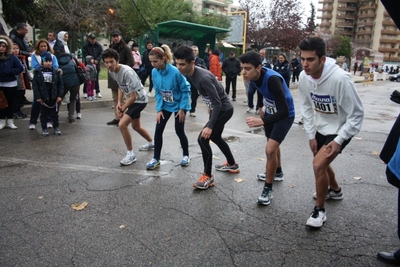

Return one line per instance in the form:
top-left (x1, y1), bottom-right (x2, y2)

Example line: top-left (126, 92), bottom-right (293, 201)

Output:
top-left (145, 44), bottom-right (191, 170)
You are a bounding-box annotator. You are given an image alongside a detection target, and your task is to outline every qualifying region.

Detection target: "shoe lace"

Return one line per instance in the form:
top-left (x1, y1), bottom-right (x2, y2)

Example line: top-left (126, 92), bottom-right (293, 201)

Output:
top-left (198, 173), bottom-right (210, 183)
top-left (261, 187), bottom-right (271, 197)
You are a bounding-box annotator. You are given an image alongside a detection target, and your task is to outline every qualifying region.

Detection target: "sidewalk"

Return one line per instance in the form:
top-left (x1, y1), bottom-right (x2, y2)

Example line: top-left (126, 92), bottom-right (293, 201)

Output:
top-left (21, 73), bottom-right (368, 114)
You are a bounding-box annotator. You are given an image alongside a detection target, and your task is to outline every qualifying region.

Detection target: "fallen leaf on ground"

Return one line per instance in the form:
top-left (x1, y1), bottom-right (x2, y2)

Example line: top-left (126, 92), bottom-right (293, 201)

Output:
top-left (71, 202), bottom-right (88, 211)
top-left (38, 196), bottom-right (44, 199)
top-left (213, 156), bottom-right (220, 160)
top-left (289, 185), bottom-right (295, 188)
top-left (354, 137), bottom-right (363, 140)
top-left (371, 151), bottom-right (380, 155)
top-left (119, 225), bottom-right (125, 229)
top-left (354, 176), bottom-right (362, 180)
top-left (234, 178), bottom-right (244, 183)
top-left (259, 158), bottom-right (265, 161)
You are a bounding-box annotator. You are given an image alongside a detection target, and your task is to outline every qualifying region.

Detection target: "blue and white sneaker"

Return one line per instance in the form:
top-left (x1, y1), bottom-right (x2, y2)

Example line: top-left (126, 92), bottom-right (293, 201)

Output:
top-left (257, 172), bottom-right (284, 181)
top-left (146, 158), bottom-right (160, 170)
top-left (181, 155), bottom-right (190, 166)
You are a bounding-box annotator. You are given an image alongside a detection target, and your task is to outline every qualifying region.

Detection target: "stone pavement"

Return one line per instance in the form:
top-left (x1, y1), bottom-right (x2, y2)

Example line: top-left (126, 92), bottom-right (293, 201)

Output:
top-left (2, 74), bottom-right (400, 266)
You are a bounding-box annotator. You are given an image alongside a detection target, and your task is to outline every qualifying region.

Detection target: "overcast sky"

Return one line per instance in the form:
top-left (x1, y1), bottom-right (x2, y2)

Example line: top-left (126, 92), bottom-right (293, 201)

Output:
top-left (232, 0), bottom-right (321, 24)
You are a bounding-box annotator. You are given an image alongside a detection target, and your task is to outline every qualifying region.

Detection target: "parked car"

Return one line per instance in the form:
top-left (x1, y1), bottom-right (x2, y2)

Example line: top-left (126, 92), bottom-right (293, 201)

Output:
top-left (389, 74), bottom-right (400, 82)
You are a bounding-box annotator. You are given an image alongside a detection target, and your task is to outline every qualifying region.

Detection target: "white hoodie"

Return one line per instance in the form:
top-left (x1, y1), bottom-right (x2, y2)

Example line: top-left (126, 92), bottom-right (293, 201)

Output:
top-left (57, 31), bottom-right (70, 54)
top-left (298, 57), bottom-right (364, 145)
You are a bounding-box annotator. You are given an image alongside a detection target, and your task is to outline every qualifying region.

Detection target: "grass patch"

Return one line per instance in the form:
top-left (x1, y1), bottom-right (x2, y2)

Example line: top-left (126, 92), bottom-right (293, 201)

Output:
top-left (99, 62), bottom-right (108, 80)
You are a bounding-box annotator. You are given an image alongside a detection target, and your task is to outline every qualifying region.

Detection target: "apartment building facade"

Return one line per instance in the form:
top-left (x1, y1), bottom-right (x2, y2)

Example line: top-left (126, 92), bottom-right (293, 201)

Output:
top-left (318, 0), bottom-right (399, 64)
top-left (192, 0), bottom-right (239, 15)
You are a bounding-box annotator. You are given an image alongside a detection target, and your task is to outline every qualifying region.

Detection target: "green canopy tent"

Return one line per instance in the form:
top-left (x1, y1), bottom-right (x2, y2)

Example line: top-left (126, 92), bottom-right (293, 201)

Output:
top-left (139, 20), bottom-right (230, 58)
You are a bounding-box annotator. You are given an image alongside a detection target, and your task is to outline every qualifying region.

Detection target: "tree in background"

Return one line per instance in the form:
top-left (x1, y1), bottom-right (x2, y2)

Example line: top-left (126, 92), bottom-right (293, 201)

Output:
top-left (265, 0), bottom-right (305, 50)
top-left (239, 0), bottom-right (311, 51)
top-left (305, 2), bottom-right (317, 36)
top-left (331, 35), bottom-right (352, 58)
top-left (2, 0), bottom-right (45, 27)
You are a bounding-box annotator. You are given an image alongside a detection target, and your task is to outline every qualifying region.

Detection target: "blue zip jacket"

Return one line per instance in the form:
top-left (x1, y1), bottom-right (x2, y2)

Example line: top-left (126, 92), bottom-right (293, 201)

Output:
top-left (152, 63), bottom-right (191, 113)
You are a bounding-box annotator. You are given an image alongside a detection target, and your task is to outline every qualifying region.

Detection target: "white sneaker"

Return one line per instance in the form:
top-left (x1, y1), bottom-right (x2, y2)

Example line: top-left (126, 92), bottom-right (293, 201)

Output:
top-left (0, 119), bottom-right (5, 129)
top-left (120, 152), bottom-right (137, 166)
top-left (246, 107), bottom-right (252, 113)
top-left (257, 172), bottom-right (284, 181)
top-left (47, 122), bottom-right (53, 129)
top-left (29, 124), bottom-right (36, 130)
top-left (83, 93), bottom-right (87, 98)
top-left (92, 96), bottom-right (97, 100)
top-left (96, 93), bottom-right (102, 98)
top-left (5, 119), bottom-right (17, 129)
top-left (306, 208), bottom-right (326, 228)
top-left (189, 112), bottom-right (196, 117)
top-left (88, 96), bottom-right (93, 101)
top-left (139, 142), bottom-right (155, 151)
top-left (76, 113), bottom-right (82, 119)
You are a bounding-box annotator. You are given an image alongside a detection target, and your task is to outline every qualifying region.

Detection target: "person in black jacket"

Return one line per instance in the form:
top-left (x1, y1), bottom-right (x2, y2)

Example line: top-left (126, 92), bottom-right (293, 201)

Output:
top-left (82, 34), bottom-right (103, 97)
top-left (222, 51), bottom-right (241, 101)
top-left (47, 31), bottom-right (65, 59)
top-left (290, 54), bottom-right (301, 84)
top-left (273, 53), bottom-right (291, 87)
top-left (140, 41), bottom-right (154, 95)
top-left (9, 22), bottom-right (32, 105)
top-left (32, 52), bottom-right (63, 136)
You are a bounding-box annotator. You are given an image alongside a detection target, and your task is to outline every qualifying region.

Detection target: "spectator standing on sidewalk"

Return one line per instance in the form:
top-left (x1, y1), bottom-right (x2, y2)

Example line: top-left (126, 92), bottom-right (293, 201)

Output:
top-left (0, 36), bottom-right (24, 130)
top-left (239, 51), bottom-right (295, 206)
top-left (140, 41), bottom-right (154, 95)
top-left (222, 51), bottom-right (241, 101)
top-left (273, 53), bottom-right (291, 87)
top-left (298, 36), bottom-right (364, 228)
top-left (209, 49), bottom-right (222, 82)
top-left (107, 30), bottom-right (134, 126)
top-left (29, 39), bottom-right (58, 130)
top-left (188, 45), bottom-right (206, 117)
top-left (131, 43), bottom-right (141, 75)
top-left (174, 45), bottom-right (240, 190)
top-left (82, 34), bottom-right (103, 98)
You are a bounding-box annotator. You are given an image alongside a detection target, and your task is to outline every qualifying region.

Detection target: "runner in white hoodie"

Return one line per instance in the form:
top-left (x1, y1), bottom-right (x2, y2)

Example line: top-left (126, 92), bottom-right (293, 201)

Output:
top-left (298, 37), bottom-right (364, 228)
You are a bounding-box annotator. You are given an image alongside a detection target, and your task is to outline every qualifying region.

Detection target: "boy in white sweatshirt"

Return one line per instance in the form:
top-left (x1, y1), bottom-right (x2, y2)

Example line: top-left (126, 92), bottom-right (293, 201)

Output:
top-left (298, 37), bottom-right (364, 228)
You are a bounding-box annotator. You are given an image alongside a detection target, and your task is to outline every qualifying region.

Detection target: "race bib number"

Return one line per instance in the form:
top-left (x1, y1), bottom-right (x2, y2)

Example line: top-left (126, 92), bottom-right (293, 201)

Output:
top-left (263, 97), bottom-right (277, 115)
top-left (43, 72), bottom-right (52, 83)
top-left (161, 90), bottom-right (174, 103)
top-left (201, 95), bottom-right (212, 110)
top-left (310, 93), bottom-right (337, 114)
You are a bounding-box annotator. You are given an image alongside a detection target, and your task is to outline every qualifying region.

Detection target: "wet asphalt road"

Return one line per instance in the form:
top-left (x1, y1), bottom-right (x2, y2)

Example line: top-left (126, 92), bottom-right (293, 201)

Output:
top-left (1, 78), bottom-right (400, 266)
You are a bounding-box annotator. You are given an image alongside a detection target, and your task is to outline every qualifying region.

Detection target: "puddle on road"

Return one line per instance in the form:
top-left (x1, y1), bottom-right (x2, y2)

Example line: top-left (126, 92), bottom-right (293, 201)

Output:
top-left (223, 136), bottom-right (240, 142)
top-left (246, 127), bottom-right (264, 135)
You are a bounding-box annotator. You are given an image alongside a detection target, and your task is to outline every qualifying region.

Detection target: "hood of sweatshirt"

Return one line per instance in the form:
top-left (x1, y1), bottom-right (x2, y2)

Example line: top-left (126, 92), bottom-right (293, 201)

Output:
top-left (57, 53), bottom-right (73, 65)
top-left (57, 31), bottom-right (68, 45)
top-left (85, 55), bottom-right (94, 65)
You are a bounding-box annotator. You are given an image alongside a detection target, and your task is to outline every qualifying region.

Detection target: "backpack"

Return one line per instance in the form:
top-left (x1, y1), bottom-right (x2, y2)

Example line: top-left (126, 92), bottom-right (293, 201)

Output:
top-left (75, 63), bottom-right (90, 84)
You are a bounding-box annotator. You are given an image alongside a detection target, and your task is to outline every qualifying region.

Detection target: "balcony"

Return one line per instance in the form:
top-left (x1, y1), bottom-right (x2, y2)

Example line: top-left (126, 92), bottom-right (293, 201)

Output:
top-left (384, 56), bottom-right (398, 61)
top-left (358, 13), bottom-right (376, 19)
top-left (318, 6), bottom-right (333, 11)
top-left (319, 0), bottom-right (333, 3)
top-left (382, 20), bottom-right (396, 26)
top-left (359, 4), bottom-right (377, 11)
top-left (358, 21), bottom-right (374, 27)
top-left (380, 38), bottom-right (398, 44)
top-left (337, 6), bottom-right (356, 11)
top-left (356, 30), bottom-right (372, 35)
top-left (337, 22), bottom-right (354, 27)
top-left (318, 14), bottom-right (332, 19)
top-left (379, 47), bottom-right (398, 53)
top-left (319, 22), bottom-right (331, 27)
top-left (381, 29), bottom-right (399, 35)
top-left (338, 0), bottom-right (357, 2)
top-left (203, 0), bottom-right (228, 7)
